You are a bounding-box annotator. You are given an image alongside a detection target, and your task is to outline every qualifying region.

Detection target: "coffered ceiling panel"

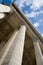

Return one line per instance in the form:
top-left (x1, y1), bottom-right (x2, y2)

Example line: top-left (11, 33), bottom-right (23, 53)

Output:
top-left (0, 31), bottom-right (4, 42)
top-left (0, 19), bottom-right (13, 37)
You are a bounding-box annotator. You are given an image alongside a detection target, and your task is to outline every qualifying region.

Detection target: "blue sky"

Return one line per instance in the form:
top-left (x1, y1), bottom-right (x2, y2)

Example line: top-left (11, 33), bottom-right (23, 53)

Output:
top-left (15, 0), bottom-right (43, 37)
top-left (0, 0), bottom-right (43, 37)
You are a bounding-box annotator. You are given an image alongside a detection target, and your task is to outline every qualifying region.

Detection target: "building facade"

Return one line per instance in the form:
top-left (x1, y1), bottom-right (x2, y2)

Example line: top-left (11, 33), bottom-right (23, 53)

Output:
top-left (0, 4), bottom-right (43, 65)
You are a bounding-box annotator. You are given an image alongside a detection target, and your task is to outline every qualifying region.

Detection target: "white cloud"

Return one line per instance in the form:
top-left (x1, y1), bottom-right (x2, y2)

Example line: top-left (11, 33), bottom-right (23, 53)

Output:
top-left (42, 34), bottom-right (43, 37)
top-left (15, 0), bottom-right (32, 9)
top-left (33, 22), bottom-right (40, 28)
top-left (33, 19), bottom-right (43, 28)
top-left (15, 0), bottom-right (43, 37)
top-left (15, 0), bottom-right (43, 10)
top-left (15, 0), bottom-right (24, 8)
top-left (25, 11), bottom-right (37, 18)
top-left (31, 0), bottom-right (43, 11)
top-left (25, 10), bottom-right (43, 18)
top-left (15, 0), bottom-right (43, 18)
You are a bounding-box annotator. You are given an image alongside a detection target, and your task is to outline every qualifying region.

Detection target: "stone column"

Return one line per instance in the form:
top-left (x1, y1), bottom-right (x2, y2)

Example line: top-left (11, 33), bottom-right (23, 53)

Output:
top-left (33, 40), bottom-right (43, 65)
top-left (0, 31), bottom-right (18, 65)
top-left (8, 25), bottom-right (26, 65)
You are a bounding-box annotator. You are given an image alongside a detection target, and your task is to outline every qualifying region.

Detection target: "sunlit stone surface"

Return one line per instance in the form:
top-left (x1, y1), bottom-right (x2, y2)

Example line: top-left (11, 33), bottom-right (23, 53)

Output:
top-left (0, 31), bottom-right (18, 65)
top-left (0, 4), bottom-right (11, 12)
top-left (0, 13), bottom-right (5, 19)
top-left (9, 26), bottom-right (26, 65)
top-left (0, 5), bottom-right (43, 65)
top-left (34, 40), bottom-right (43, 65)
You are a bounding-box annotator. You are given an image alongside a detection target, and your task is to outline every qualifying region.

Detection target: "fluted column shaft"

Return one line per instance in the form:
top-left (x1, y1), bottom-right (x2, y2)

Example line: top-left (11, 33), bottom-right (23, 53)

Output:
top-left (0, 31), bottom-right (18, 65)
top-left (9, 25), bottom-right (26, 65)
top-left (33, 40), bottom-right (43, 65)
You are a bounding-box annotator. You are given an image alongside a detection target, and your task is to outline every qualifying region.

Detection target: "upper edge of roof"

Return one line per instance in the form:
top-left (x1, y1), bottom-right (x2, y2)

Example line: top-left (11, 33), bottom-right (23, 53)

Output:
top-left (12, 3), bottom-right (43, 43)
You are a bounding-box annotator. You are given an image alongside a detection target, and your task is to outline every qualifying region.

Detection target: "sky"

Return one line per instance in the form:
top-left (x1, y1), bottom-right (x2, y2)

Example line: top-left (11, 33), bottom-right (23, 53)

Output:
top-left (15, 0), bottom-right (43, 37)
top-left (0, 0), bottom-right (43, 37)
